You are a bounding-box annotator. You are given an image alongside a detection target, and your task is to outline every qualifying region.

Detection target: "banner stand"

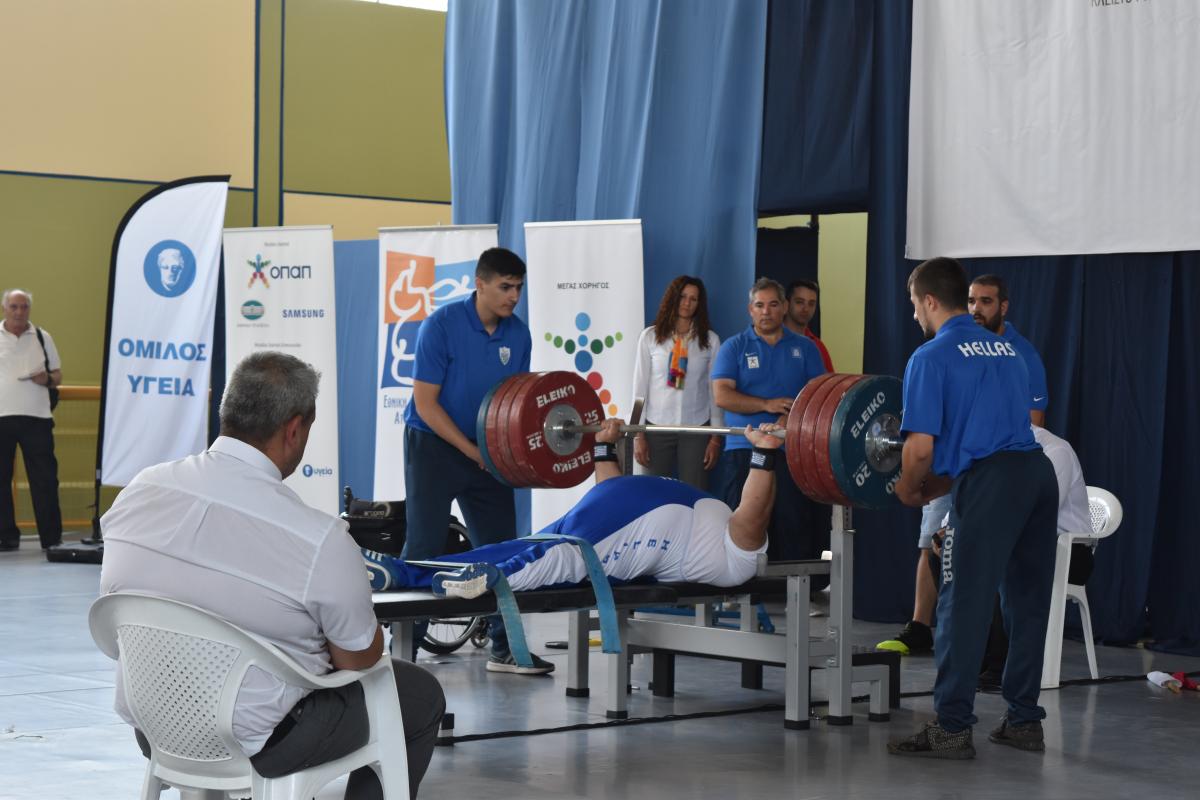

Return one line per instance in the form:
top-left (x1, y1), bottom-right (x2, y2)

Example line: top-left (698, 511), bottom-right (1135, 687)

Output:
top-left (48, 176), bottom-right (229, 565)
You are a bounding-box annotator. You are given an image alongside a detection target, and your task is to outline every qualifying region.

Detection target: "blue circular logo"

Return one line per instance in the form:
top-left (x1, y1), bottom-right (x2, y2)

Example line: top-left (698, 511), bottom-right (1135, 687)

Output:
top-left (302, 464), bottom-right (313, 477)
top-left (144, 240), bottom-right (197, 298)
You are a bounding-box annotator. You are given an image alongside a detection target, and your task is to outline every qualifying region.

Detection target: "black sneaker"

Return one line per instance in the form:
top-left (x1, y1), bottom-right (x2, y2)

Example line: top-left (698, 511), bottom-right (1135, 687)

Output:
top-left (988, 714), bottom-right (1045, 752)
top-left (486, 651), bottom-right (556, 675)
top-left (876, 620), bottom-right (933, 655)
top-left (888, 721), bottom-right (976, 759)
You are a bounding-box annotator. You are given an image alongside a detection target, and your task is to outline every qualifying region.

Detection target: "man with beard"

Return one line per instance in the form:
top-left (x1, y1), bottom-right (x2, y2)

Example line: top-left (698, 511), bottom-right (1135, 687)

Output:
top-left (784, 279), bottom-right (834, 372)
top-left (969, 274), bottom-right (1047, 428)
top-left (878, 273), bottom-right (1050, 657)
top-left (887, 257), bottom-right (1057, 760)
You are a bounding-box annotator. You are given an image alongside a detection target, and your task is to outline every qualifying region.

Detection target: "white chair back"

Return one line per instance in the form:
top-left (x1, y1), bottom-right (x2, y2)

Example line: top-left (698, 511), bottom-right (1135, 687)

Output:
top-left (1086, 485), bottom-right (1123, 539)
top-left (90, 592), bottom-right (407, 799)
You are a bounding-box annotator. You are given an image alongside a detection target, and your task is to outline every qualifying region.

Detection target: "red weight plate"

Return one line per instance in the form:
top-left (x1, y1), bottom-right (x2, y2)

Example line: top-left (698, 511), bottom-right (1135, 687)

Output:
top-left (496, 372), bottom-right (543, 487)
top-left (504, 371), bottom-right (563, 488)
top-left (786, 374), bottom-right (839, 500)
top-left (813, 374), bottom-right (867, 506)
top-left (487, 373), bottom-right (537, 487)
top-left (483, 372), bottom-right (521, 486)
top-left (793, 374), bottom-right (838, 501)
top-left (801, 376), bottom-right (859, 503)
top-left (501, 371), bottom-right (551, 487)
top-left (510, 371), bottom-right (604, 489)
top-left (797, 374), bottom-right (856, 504)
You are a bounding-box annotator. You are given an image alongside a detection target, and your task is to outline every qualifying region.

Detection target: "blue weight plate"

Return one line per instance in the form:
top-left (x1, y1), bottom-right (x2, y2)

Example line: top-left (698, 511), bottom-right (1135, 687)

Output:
top-left (475, 378), bottom-right (511, 487)
top-left (827, 375), bottom-right (903, 509)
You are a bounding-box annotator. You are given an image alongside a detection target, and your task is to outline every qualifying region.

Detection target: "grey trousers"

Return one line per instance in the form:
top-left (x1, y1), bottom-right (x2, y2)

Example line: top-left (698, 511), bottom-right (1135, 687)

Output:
top-left (634, 428), bottom-right (711, 490)
top-left (136, 658), bottom-right (445, 800)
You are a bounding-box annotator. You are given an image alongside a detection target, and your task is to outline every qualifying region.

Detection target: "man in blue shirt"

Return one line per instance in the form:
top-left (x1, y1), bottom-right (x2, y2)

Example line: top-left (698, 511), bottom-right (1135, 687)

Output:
top-left (403, 247), bottom-right (553, 674)
top-left (878, 273), bottom-right (1051, 657)
top-left (969, 274), bottom-right (1048, 427)
top-left (712, 277), bottom-right (827, 563)
top-left (888, 257), bottom-right (1058, 760)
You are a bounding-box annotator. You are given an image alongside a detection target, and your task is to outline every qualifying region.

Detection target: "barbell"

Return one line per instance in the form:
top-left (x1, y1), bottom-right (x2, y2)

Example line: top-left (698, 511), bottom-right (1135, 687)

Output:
top-left (475, 370), bottom-right (906, 509)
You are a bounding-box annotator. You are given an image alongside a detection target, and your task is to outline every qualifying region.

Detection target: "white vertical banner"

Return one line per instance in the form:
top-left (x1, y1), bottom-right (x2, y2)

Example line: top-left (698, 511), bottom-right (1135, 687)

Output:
top-left (100, 176), bottom-right (228, 487)
top-left (525, 220), bottom-right (645, 530)
top-left (907, 0), bottom-right (1200, 258)
top-left (374, 225), bottom-right (498, 500)
top-left (222, 226), bottom-right (339, 514)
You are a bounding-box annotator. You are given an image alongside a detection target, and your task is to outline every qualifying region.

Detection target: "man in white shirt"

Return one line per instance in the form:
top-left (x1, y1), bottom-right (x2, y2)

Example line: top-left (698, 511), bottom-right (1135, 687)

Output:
top-left (100, 352), bottom-right (444, 799)
top-left (974, 424), bottom-right (1090, 694)
top-left (0, 288), bottom-right (63, 551)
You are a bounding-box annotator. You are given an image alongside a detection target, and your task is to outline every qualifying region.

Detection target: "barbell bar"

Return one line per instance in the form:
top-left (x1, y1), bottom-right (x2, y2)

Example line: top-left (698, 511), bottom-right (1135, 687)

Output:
top-left (476, 370), bottom-right (906, 508)
top-left (552, 420), bottom-right (789, 440)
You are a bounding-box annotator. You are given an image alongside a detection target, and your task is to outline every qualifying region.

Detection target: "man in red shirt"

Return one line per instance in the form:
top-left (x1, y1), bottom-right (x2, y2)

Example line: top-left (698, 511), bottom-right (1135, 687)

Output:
top-left (785, 279), bottom-right (834, 373)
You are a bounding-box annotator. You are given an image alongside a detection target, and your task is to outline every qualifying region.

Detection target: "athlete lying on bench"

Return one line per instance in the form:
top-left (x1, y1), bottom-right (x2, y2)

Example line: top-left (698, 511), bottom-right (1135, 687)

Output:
top-left (364, 419), bottom-right (783, 597)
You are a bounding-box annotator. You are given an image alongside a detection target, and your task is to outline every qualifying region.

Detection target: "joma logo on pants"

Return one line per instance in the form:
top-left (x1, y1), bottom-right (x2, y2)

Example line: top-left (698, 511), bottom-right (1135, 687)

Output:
top-left (941, 527), bottom-right (955, 583)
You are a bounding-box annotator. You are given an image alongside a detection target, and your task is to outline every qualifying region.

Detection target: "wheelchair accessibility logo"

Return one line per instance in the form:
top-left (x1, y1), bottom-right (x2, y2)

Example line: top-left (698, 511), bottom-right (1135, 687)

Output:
top-left (143, 240), bottom-right (197, 298)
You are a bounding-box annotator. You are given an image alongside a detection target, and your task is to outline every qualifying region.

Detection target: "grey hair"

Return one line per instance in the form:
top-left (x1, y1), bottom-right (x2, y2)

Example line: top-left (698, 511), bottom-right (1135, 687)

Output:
top-left (748, 277), bottom-right (786, 304)
top-left (219, 351), bottom-right (320, 443)
top-left (2, 288), bottom-right (32, 306)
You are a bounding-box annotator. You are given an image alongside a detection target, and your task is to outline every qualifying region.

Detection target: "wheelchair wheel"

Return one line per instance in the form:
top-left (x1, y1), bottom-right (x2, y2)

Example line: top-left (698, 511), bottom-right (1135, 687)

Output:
top-left (422, 616), bottom-right (489, 655)
top-left (419, 517), bottom-right (490, 655)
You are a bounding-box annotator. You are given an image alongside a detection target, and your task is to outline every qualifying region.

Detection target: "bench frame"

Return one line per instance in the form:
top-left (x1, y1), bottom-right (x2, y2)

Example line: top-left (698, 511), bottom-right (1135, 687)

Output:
top-left (373, 506), bottom-right (892, 730)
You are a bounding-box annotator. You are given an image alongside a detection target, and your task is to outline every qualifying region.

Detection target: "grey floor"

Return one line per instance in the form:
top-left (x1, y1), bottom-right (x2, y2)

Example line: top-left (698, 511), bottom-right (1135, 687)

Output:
top-left (3, 540), bottom-right (1199, 800)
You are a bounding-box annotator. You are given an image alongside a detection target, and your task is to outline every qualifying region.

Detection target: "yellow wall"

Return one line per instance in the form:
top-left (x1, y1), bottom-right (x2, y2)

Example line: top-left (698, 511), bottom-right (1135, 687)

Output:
top-left (815, 214), bottom-right (868, 374)
top-left (0, 0), bottom-right (256, 188)
top-left (758, 213), bottom-right (868, 374)
top-left (285, 0), bottom-right (450, 202)
top-left (0, 0), bottom-right (452, 531)
top-left (284, 192), bottom-right (450, 239)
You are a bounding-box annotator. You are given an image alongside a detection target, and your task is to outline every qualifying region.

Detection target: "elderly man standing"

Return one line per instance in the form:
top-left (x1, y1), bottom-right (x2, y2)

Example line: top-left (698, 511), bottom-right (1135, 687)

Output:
top-left (100, 352), bottom-right (445, 799)
top-left (0, 289), bottom-right (63, 552)
top-left (712, 277), bottom-right (828, 563)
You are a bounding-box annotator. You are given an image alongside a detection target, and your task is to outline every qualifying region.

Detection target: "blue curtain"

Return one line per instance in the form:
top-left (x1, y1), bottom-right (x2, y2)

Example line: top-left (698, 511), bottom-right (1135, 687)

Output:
top-left (445, 0), bottom-right (769, 341)
top-left (851, 0), bottom-right (921, 622)
top-left (759, 0), bottom-right (873, 214)
top-left (333, 240), bottom-right (379, 504)
top-left (857, 1), bottom-right (1200, 649)
top-left (1149, 256), bottom-right (1200, 653)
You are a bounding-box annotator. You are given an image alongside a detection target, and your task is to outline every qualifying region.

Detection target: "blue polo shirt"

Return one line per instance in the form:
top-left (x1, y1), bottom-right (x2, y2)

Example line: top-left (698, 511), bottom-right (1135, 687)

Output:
top-left (901, 313), bottom-right (1039, 479)
top-left (404, 292), bottom-right (532, 441)
top-left (712, 326), bottom-right (827, 450)
top-left (1002, 322), bottom-right (1048, 412)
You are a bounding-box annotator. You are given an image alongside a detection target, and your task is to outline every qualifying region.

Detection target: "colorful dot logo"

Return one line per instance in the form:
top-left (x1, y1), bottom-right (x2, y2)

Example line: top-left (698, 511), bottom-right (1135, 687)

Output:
top-left (543, 312), bottom-right (624, 416)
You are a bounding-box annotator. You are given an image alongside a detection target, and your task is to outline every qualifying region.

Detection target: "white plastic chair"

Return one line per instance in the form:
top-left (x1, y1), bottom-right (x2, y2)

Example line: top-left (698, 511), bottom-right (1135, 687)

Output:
top-left (89, 593), bottom-right (408, 800)
top-left (1040, 487), bottom-right (1123, 689)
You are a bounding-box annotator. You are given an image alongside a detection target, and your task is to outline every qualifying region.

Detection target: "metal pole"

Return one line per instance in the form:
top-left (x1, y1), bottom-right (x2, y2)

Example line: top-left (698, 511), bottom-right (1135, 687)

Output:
top-left (558, 422), bottom-right (788, 439)
top-left (555, 421), bottom-right (904, 454)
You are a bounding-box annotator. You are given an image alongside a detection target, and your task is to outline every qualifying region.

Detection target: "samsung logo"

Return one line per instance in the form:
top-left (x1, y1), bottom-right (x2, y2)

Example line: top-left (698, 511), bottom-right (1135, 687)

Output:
top-left (282, 308), bottom-right (325, 319)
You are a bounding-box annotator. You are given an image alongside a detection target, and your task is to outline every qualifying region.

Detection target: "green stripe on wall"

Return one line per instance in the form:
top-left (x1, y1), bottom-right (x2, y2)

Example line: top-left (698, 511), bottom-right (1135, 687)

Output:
top-left (283, 0), bottom-right (450, 202)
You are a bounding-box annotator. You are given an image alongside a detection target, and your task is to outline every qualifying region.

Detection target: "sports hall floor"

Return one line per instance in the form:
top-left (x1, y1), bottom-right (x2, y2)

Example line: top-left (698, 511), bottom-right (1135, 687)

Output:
top-left (2, 542), bottom-right (1197, 800)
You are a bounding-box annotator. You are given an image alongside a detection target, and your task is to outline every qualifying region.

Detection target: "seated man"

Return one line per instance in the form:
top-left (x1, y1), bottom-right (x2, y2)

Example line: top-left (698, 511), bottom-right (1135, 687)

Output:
top-left (881, 424), bottom-right (1090, 692)
top-left (100, 352), bottom-right (445, 800)
top-left (365, 419), bottom-right (784, 596)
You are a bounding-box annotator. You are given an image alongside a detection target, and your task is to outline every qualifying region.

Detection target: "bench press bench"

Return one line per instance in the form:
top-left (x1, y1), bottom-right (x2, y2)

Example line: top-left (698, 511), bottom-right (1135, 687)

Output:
top-left (372, 508), bottom-right (896, 730)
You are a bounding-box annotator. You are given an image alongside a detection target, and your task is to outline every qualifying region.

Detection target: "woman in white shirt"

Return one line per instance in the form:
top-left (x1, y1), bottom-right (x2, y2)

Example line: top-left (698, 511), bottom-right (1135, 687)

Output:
top-left (630, 276), bottom-right (722, 490)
